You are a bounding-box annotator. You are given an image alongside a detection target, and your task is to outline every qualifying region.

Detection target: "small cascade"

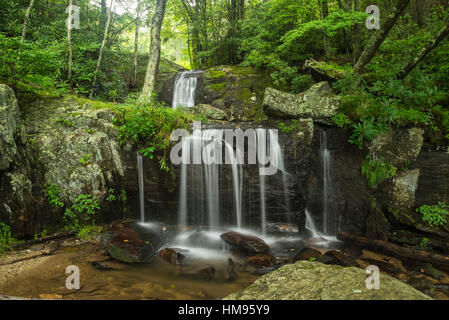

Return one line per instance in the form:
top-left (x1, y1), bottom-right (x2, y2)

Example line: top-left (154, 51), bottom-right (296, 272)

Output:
top-left (320, 131), bottom-right (332, 234)
top-left (305, 208), bottom-right (320, 238)
top-left (137, 152), bottom-right (145, 223)
top-left (172, 71), bottom-right (200, 109)
top-left (256, 129), bottom-right (267, 235)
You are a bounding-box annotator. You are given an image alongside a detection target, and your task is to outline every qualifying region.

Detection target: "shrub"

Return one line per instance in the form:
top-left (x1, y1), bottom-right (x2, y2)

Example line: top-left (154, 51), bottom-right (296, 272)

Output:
top-left (46, 184), bottom-right (64, 208)
top-left (63, 194), bottom-right (100, 233)
top-left (417, 202), bottom-right (449, 227)
top-left (118, 101), bottom-right (196, 171)
top-left (0, 222), bottom-right (14, 252)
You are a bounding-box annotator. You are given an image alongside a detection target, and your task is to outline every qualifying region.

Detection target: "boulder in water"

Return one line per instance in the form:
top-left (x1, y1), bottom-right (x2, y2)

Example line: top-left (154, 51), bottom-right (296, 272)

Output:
top-left (157, 247), bottom-right (186, 265)
top-left (102, 221), bottom-right (164, 263)
top-left (294, 247), bottom-right (322, 261)
top-left (224, 261), bottom-right (432, 300)
top-left (220, 231), bottom-right (269, 254)
top-left (246, 253), bottom-right (277, 268)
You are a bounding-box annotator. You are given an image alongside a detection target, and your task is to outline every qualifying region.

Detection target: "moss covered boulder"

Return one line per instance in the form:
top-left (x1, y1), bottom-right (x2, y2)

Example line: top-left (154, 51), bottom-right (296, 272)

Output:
top-left (224, 261), bottom-right (432, 300)
top-left (263, 82), bottom-right (340, 124)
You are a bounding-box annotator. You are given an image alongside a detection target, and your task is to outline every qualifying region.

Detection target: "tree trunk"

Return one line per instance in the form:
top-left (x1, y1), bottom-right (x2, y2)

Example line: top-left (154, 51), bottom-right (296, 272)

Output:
top-left (67, 0), bottom-right (73, 83)
top-left (131, 0), bottom-right (141, 87)
top-left (90, 0), bottom-right (114, 99)
top-left (139, 0), bottom-right (168, 103)
top-left (21, 0), bottom-right (35, 42)
top-left (338, 232), bottom-right (449, 272)
top-left (397, 23), bottom-right (449, 80)
top-left (353, 0), bottom-right (411, 75)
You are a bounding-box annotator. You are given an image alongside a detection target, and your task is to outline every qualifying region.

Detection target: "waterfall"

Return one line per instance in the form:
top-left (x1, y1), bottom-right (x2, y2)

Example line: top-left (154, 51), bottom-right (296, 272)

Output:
top-left (256, 129), bottom-right (290, 234)
top-left (320, 131), bottom-right (332, 234)
top-left (172, 71), bottom-right (199, 109)
top-left (305, 208), bottom-right (320, 238)
top-left (177, 129), bottom-right (242, 228)
top-left (137, 152), bottom-right (145, 223)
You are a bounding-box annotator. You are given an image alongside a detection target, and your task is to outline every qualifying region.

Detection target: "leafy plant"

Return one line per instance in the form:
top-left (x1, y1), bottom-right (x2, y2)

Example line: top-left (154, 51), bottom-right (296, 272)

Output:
top-left (417, 202), bottom-right (449, 227)
top-left (63, 194), bottom-right (100, 233)
top-left (362, 156), bottom-right (397, 189)
top-left (46, 184), bottom-right (64, 208)
top-left (76, 225), bottom-right (102, 241)
top-left (106, 189), bottom-right (116, 202)
top-left (420, 237), bottom-right (430, 248)
top-left (80, 154), bottom-right (92, 166)
top-left (0, 222), bottom-right (14, 252)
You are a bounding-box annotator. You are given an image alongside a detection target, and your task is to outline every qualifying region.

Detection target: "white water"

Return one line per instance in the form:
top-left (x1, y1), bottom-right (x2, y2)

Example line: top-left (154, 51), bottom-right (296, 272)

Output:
top-left (177, 129), bottom-right (242, 228)
top-left (172, 71), bottom-right (200, 109)
top-left (137, 152), bottom-right (145, 223)
top-left (320, 131), bottom-right (332, 234)
top-left (305, 208), bottom-right (320, 238)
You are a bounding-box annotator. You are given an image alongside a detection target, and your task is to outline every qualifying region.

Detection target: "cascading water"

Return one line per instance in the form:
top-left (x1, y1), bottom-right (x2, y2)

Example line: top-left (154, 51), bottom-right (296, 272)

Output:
top-left (305, 208), bottom-right (319, 238)
top-left (172, 71), bottom-right (200, 109)
top-left (320, 131), bottom-right (332, 234)
top-left (137, 152), bottom-right (145, 223)
top-left (177, 128), bottom-right (243, 228)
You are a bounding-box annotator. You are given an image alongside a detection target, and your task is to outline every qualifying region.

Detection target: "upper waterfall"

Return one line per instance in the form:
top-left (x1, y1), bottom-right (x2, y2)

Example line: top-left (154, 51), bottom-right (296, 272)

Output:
top-left (172, 70), bottom-right (200, 109)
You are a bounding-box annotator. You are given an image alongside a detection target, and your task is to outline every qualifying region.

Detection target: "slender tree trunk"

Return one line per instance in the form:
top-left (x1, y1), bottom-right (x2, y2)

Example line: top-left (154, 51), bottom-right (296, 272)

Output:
top-left (397, 23), bottom-right (449, 80)
top-left (353, 0), bottom-right (411, 75)
top-left (90, 0), bottom-right (114, 99)
top-left (21, 0), bottom-right (35, 42)
top-left (139, 0), bottom-right (168, 103)
top-left (67, 0), bottom-right (73, 83)
top-left (132, 0), bottom-right (141, 87)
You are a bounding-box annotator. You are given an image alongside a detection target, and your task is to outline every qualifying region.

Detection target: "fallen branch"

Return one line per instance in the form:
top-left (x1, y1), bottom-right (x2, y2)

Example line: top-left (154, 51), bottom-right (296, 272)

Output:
top-left (337, 232), bottom-right (449, 272)
top-left (11, 231), bottom-right (75, 250)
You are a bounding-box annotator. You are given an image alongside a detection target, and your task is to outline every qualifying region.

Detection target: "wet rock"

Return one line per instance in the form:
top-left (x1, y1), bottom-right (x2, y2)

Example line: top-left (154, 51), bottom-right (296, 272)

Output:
top-left (294, 247), bottom-right (322, 261)
top-left (262, 82), bottom-right (340, 123)
top-left (157, 248), bottom-right (185, 265)
top-left (252, 265), bottom-right (282, 275)
top-left (422, 263), bottom-right (444, 280)
top-left (220, 231), bottom-right (269, 254)
top-left (407, 276), bottom-right (435, 298)
top-left (266, 222), bottom-right (298, 234)
top-left (102, 221), bottom-right (164, 263)
top-left (224, 261), bottom-right (432, 300)
top-left (246, 253), bottom-right (276, 268)
top-left (90, 261), bottom-right (125, 271)
top-left (318, 250), bottom-right (359, 267)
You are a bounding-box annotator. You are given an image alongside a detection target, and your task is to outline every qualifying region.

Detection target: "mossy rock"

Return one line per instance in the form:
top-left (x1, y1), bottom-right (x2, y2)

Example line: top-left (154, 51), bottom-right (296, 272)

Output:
top-left (224, 261), bottom-right (432, 300)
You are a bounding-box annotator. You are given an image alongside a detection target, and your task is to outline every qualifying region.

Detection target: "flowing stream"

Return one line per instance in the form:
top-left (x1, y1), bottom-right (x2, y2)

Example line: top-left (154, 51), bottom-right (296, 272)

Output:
top-left (172, 71), bottom-right (200, 109)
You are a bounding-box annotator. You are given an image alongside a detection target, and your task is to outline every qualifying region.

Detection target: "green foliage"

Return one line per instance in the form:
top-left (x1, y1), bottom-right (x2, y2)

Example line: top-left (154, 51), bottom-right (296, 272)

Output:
top-left (80, 154), bottom-right (92, 166)
top-left (106, 189), bottom-right (116, 202)
top-left (361, 156), bottom-right (397, 189)
top-left (63, 194), bottom-right (100, 233)
top-left (76, 225), bottom-right (102, 241)
top-left (420, 237), bottom-right (430, 248)
top-left (118, 100), bottom-right (196, 170)
top-left (46, 184), bottom-right (64, 208)
top-left (55, 118), bottom-right (75, 128)
top-left (0, 222), bottom-right (14, 252)
top-left (279, 120), bottom-right (303, 133)
top-left (417, 202), bottom-right (449, 227)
